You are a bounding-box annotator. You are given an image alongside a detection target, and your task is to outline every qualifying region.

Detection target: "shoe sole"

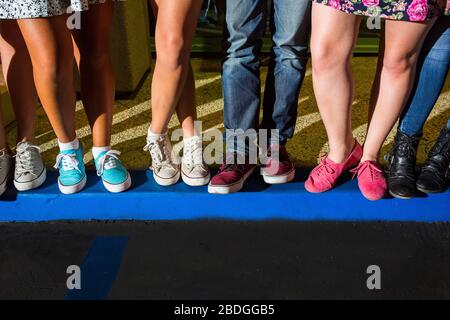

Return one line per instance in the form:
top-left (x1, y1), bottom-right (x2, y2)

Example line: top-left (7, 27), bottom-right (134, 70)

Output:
top-left (153, 170), bottom-right (180, 186)
top-left (14, 168), bottom-right (47, 191)
top-left (208, 166), bottom-right (255, 195)
top-left (58, 175), bottom-right (87, 195)
top-left (388, 189), bottom-right (414, 200)
top-left (261, 168), bottom-right (295, 185)
top-left (102, 173), bottom-right (132, 193)
top-left (416, 185), bottom-right (446, 194)
top-left (182, 171), bottom-right (211, 187)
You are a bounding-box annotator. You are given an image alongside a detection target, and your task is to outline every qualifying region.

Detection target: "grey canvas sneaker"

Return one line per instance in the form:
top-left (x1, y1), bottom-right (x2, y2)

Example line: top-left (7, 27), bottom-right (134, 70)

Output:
top-left (0, 148), bottom-right (12, 196)
top-left (181, 136), bottom-right (210, 186)
top-left (14, 142), bottom-right (46, 191)
top-left (144, 133), bottom-right (180, 186)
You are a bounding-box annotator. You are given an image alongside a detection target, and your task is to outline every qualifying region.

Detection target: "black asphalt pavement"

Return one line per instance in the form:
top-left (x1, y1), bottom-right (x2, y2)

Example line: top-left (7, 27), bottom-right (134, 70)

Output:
top-left (0, 221), bottom-right (449, 299)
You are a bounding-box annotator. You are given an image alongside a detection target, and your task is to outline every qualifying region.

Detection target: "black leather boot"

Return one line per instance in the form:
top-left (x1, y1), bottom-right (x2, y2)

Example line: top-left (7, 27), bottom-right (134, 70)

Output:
top-left (386, 131), bottom-right (421, 199)
top-left (416, 126), bottom-right (450, 193)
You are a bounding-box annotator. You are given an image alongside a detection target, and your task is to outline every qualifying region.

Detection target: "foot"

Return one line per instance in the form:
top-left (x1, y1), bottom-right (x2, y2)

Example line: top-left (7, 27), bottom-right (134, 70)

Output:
top-left (54, 144), bottom-right (86, 194)
top-left (261, 144), bottom-right (295, 184)
top-left (305, 140), bottom-right (362, 193)
top-left (386, 131), bottom-right (421, 199)
top-left (351, 160), bottom-right (387, 201)
top-left (181, 136), bottom-right (210, 186)
top-left (94, 150), bottom-right (131, 193)
top-left (208, 153), bottom-right (256, 194)
top-left (144, 133), bottom-right (180, 186)
top-left (416, 126), bottom-right (449, 194)
top-left (14, 142), bottom-right (46, 191)
top-left (0, 149), bottom-right (12, 196)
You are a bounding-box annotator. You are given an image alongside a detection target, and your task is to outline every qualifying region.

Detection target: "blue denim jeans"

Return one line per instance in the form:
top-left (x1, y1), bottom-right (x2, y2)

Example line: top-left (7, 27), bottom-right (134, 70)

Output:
top-left (399, 16), bottom-right (450, 136)
top-left (222, 0), bottom-right (311, 157)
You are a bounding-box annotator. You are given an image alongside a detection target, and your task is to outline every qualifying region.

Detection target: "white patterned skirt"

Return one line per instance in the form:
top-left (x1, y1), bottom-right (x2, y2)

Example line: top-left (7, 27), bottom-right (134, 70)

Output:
top-left (0, 0), bottom-right (117, 19)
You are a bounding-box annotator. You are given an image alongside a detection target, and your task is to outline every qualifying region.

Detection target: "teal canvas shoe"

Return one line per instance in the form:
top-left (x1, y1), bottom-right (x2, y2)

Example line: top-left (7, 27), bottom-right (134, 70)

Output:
top-left (54, 146), bottom-right (86, 194)
top-left (95, 150), bottom-right (131, 193)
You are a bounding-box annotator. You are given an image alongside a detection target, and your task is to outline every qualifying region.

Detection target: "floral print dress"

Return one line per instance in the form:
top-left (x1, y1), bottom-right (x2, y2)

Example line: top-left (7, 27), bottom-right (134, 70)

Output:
top-left (313, 0), bottom-right (450, 21)
top-left (0, 0), bottom-right (119, 19)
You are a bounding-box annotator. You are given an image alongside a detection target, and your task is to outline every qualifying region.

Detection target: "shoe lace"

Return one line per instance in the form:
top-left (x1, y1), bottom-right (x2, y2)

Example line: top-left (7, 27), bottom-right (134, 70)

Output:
top-left (14, 144), bottom-right (40, 176)
top-left (351, 161), bottom-right (383, 181)
top-left (219, 153), bottom-right (247, 174)
top-left (96, 150), bottom-right (121, 176)
top-left (143, 136), bottom-right (174, 168)
top-left (184, 137), bottom-right (204, 167)
top-left (385, 135), bottom-right (421, 163)
top-left (311, 155), bottom-right (335, 177)
top-left (220, 163), bottom-right (246, 175)
top-left (54, 153), bottom-right (81, 173)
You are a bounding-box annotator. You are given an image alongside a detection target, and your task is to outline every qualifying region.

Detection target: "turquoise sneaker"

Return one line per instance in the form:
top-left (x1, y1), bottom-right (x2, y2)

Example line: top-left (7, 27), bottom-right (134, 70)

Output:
top-left (94, 150), bottom-right (131, 193)
top-left (54, 146), bottom-right (87, 194)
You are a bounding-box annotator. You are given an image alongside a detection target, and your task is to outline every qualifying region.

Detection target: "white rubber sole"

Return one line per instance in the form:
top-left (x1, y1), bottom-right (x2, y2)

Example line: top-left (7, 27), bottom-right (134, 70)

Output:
top-left (102, 173), bottom-right (132, 193)
top-left (208, 166), bottom-right (255, 195)
top-left (261, 167), bottom-right (295, 184)
top-left (153, 170), bottom-right (180, 186)
top-left (14, 168), bottom-right (47, 191)
top-left (181, 170), bottom-right (211, 187)
top-left (58, 175), bottom-right (87, 195)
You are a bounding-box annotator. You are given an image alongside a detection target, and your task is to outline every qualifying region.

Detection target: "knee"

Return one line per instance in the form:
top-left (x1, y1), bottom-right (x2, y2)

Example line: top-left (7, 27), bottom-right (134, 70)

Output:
top-left (155, 32), bottom-right (187, 70)
top-left (36, 51), bottom-right (73, 84)
top-left (382, 50), bottom-right (416, 76)
top-left (311, 39), bottom-right (349, 74)
top-left (80, 45), bottom-right (111, 69)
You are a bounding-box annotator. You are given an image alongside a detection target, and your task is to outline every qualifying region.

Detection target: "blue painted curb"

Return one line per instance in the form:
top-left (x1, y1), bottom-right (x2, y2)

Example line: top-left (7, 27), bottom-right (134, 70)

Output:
top-left (0, 170), bottom-right (449, 222)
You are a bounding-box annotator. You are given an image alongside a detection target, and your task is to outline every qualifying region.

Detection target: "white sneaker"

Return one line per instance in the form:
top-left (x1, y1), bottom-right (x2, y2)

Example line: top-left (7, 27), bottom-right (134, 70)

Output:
top-left (14, 142), bottom-right (46, 191)
top-left (181, 136), bottom-right (210, 186)
top-left (144, 133), bottom-right (180, 186)
top-left (0, 149), bottom-right (12, 196)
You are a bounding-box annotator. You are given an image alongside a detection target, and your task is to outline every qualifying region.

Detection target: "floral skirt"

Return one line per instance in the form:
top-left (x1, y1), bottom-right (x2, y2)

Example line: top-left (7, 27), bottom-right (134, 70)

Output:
top-left (0, 0), bottom-right (119, 19)
top-left (313, 0), bottom-right (450, 21)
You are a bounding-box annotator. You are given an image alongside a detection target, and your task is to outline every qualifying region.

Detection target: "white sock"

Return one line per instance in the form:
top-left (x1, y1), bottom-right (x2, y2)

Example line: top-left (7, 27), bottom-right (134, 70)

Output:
top-left (58, 138), bottom-right (79, 152)
top-left (147, 127), bottom-right (167, 142)
top-left (92, 146), bottom-right (111, 159)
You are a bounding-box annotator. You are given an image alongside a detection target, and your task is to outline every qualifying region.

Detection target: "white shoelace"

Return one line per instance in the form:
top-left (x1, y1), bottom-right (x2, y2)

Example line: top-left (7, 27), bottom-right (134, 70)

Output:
top-left (143, 136), bottom-right (176, 169)
top-left (54, 153), bottom-right (81, 173)
top-left (14, 144), bottom-right (40, 176)
top-left (96, 150), bottom-right (121, 176)
top-left (183, 137), bottom-right (204, 168)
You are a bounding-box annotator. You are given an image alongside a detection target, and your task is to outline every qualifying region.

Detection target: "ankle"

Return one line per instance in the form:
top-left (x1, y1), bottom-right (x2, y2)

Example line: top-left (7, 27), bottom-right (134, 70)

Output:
top-left (328, 139), bottom-right (356, 164)
top-left (58, 138), bottom-right (80, 152)
top-left (92, 146), bottom-right (111, 159)
top-left (360, 153), bottom-right (378, 163)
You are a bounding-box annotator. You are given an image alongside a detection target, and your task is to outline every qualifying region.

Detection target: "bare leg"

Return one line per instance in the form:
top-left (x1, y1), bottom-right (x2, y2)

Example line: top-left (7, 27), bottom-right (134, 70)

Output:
top-left (72, 2), bottom-right (114, 147)
top-left (0, 20), bottom-right (38, 144)
top-left (363, 19), bottom-right (436, 162)
top-left (149, 0), bottom-right (202, 135)
top-left (17, 16), bottom-right (76, 143)
top-left (175, 64), bottom-right (197, 137)
top-left (310, 3), bottom-right (361, 163)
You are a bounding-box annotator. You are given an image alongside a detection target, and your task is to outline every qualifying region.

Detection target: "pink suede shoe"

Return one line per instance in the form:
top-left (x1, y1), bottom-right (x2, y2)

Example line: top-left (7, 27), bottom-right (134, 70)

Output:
top-left (350, 160), bottom-right (387, 201)
top-left (305, 141), bottom-right (363, 193)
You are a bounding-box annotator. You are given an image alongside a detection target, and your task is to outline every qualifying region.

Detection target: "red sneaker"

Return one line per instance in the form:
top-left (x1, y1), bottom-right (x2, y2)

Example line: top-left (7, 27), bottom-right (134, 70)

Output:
top-left (305, 141), bottom-right (363, 193)
top-left (261, 144), bottom-right (295, 184)
top-left (350, 160), bottom-right (387, 201)
top-left (208, 155), bottom-right (256, 194)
